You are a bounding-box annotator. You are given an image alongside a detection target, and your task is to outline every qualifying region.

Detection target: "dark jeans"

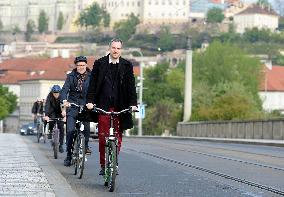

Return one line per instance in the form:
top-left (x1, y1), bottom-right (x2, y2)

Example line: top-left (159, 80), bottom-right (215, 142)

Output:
top-left (66, 115), bottom-right (90, 157)
top-left (48, 120), bottom-right (64, 146)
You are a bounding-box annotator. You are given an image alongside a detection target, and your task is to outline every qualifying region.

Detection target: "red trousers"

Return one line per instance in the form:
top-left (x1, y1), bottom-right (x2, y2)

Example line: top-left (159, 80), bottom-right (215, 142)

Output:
top-left (98, 110), bottom-right (123, 167)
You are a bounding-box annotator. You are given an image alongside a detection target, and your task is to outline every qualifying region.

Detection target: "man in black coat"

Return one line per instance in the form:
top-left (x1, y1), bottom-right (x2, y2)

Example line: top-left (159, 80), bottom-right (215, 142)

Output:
top-left (61, 56), bottom-right (92, 166)
top-left (32, 98), bottom-right (44, 126)
top-left (86, 38), bottom-right (137, 175)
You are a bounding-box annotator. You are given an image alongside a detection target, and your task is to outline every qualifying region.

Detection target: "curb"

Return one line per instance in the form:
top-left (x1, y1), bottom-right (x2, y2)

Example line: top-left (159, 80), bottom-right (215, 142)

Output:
top-left (23, 137), bottom-right (78, 197)
top-left (125, 135), bottom-right (284, 147)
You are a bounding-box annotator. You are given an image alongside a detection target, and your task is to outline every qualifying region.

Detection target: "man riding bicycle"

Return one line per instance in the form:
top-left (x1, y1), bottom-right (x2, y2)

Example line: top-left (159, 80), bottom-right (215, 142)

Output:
top-left (86, 38), bottom-right (137, 175)
top-left (61, 56), bottom-right (92, 167)
top-left (44, 85), bottom-right (65, 153)
top-left (32, 97), bottom-right (44, 126)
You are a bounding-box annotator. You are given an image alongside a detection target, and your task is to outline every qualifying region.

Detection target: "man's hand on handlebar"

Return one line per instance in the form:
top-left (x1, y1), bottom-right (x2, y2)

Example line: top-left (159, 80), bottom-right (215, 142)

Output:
top-left (130, 106), bottom-right (138, 112)
top-left (86, 103), bottom-right (94, 110)
top-left (44, 116), bottom-right (50, 122)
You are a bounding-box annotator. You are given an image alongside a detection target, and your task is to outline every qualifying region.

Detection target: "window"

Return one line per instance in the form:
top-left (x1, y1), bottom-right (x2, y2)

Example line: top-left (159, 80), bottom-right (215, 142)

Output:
top-left (149, 0), bottom-right (151, 5)
top-left (155, 0), bottom-right (159, 5)
top-left (138, 2), bottom-right (140, 6)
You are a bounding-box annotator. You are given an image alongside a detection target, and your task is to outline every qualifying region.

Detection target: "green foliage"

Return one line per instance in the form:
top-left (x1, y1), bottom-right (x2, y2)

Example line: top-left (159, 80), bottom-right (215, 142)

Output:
top-left (157, 26), bottom-right (175, 51)
top-left (0, 97), bottom-right (9, 120)
top-left (114, 13), bottom-right (140, 42)
top-left (38, 10), bottom-right (49, 33)
top-left (143, 98), bottom-right (182, 135)
top-left (0, 85), bottom-right (17, 119)
top-left (191, 41), bottom-right (263, 121)
top-left (256, 0), bottom-right (271, 7)
top-left (206, 7), bottom-right (224, 23)
top-left (76, 3), bottom-right (107, 29)
top-left (55, 36), bottom-right (83, 43)
top-left (12, 25), bottom-right (21, 33)
top-left (103, 12), bottom-right (110, 28)
top-left (25, 20), bottom-right (36, 41)
top-left (57, 11), bottom-right (64, 31)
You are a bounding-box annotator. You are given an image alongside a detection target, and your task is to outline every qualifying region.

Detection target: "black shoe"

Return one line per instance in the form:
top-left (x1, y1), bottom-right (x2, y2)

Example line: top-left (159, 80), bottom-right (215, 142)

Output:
top-left (47, 133), bottom-right (52, 139)
top-left (59, 145), bottom-right (64, 153)
top-left (85, 147), bottom-right (92, 155)
top-left (116, 168), bottom-right (119, 175)
top-left (99, 168), bottom-right (105, 176)
top-left (64, 156), bottom-right (71, 167)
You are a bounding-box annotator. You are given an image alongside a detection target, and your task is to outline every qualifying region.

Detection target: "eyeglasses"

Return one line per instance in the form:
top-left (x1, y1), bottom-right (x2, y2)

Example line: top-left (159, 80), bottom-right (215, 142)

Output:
top-left (76, 64), bottom-right (86, 67)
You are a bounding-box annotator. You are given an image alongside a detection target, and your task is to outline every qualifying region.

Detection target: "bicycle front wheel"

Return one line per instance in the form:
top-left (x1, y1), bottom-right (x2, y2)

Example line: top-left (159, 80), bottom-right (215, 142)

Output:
top-left (77, 133), bottom-right (85, 179)
top-left (73, 135), bottom-right (79, 175)
top-left (53, 128), bottom-right (59, 159)
top-left (108, 141), bottom-right (117, 192)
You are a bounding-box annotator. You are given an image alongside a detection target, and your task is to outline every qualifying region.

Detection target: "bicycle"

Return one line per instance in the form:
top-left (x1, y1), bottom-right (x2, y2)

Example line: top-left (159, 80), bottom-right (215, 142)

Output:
top-left (36, 115), bottom-right (46, 143)
top-left (48, 118), bottom-right (64, 159)
top-left (68, 103), bottom-right (86, 179)
top-left (94, 107), bottom-right (135, 192)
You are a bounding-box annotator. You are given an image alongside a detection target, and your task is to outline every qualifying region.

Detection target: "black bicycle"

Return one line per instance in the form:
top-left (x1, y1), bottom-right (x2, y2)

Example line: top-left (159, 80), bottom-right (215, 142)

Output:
top-left (48, 118), bottom-right (64, 159)
top-left (69, 103), bottom-right (86, 179)
top-left (94, 107), bottom-right (135, 192)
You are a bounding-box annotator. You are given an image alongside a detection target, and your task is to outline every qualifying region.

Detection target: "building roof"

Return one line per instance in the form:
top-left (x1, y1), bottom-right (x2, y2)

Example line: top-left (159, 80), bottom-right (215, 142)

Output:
top-left (260, 66), bottom-right (284, 92)
top-left (236, 4), bottom-right (278, 16)
top-left (0, 56), bottom-right (140, 84)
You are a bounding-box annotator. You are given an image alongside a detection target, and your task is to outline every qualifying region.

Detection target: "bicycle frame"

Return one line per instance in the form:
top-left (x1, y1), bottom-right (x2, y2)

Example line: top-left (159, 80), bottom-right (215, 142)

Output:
top-left (94, 107), bottom-right (132, 192)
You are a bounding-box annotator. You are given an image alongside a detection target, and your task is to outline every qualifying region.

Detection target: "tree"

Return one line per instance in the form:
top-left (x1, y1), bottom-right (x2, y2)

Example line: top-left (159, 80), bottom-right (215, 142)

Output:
top-left (143, 62), bottom-right (184, 135)
top-left (275, 0), bottom-right (284, 16)
top-left (25, 19), bottom-right (36, 41)
top-left (206, 7), bottom-right (224, 23)
top-left (114, 13), bottom-right (140, 41)
top-left (76, 2), bottom-right (107, 29)
top-left (157, 26), bottom-right (175, 51)
top-left (257, 0), bottom-right (271, 8)
top-left (57, 11), bottom-right (64, 31)
top-left (191, 41), bottom-right (263, 121)
top-left (103, 11), bottom-right (110, 28)
top-left (0, 85), bottom-right (17, 119)
top-left (38, 10), bottom-right (49, 33)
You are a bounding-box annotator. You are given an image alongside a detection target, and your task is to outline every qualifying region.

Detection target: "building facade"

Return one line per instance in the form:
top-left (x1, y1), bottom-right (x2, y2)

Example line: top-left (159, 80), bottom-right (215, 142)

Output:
top-left (98, 0), bottom-right (190, 25)
top-left (0, 0), bottom-right (96, 33)
top-left (234, 4), bottom-right (279, 34)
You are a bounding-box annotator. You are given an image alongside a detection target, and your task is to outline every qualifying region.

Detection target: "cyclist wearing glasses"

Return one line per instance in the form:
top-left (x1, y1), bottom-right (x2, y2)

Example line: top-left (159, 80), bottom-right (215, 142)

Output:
top-left (86, 38), bottom-right (137, 175)
top-left (44, 85), bottom-right (65, 153)
top-left (61, 56), bottom-right (92, 167)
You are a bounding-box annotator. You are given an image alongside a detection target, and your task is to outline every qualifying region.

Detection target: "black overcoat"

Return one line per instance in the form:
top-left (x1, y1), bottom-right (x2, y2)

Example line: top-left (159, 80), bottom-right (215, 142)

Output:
top-left (87, 54), bottom-right (137, 130)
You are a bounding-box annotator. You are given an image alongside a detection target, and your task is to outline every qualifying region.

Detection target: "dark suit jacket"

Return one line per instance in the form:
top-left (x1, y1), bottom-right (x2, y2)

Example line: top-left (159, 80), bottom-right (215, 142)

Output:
top-left (87, 54), bottom-right (137, 130)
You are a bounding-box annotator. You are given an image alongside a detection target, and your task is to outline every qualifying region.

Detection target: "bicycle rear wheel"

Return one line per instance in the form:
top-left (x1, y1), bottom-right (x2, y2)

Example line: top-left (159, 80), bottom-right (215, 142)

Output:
top-left (108, 141), bottom-right (117, 192)
top-left (37, 124), bottom-right (41, 143)
top-left (77, 133), bottom-right (85, 179)
top-left (53, 128), bottom-right (59, 159)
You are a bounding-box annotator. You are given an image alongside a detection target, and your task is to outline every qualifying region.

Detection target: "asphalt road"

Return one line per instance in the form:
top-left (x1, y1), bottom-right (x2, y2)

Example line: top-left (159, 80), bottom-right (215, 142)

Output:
top-left (27, 136), bottom-right (284, 197)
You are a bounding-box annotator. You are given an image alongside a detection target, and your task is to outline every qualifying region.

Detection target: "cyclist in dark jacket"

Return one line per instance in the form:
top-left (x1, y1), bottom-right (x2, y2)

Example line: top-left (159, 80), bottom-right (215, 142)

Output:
top-left (32, 98), bottom-right (44, 126)
top-left (44, 85), bottom-right (65, 153)
top-left (61, 56), bottom-right (92, 166)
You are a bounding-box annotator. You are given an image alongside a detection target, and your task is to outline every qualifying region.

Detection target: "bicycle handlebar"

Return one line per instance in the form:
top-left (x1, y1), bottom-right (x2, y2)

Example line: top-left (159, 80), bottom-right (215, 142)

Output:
top-left (48, 118), bottom-right (64, 122)
top-left (94, 107), bottom-right (137, 116)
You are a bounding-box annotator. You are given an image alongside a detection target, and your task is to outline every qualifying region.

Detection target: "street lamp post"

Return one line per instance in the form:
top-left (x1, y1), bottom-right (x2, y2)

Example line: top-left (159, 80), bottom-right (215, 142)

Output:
top-left (183, 36), bottom-right (192, 122)
top-left (138, 60), bottom-right (144, 136)
top-left (133, 50), bottom-right (144, 136)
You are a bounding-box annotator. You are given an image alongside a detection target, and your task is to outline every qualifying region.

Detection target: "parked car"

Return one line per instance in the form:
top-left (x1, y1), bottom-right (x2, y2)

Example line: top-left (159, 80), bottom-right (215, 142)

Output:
top-left (19, 122), bottom-right (37, 135)
top-left (90, 122), bottom-right (98, 139)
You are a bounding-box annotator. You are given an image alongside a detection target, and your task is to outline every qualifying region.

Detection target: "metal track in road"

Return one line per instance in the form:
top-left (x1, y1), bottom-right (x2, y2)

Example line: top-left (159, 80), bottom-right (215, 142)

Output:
top-left (126, 148), bottom-right (284, 196)
top-left (138, 140), bottom-right (284, 172)
top-left (173, 147), bottom-right (284, 172)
